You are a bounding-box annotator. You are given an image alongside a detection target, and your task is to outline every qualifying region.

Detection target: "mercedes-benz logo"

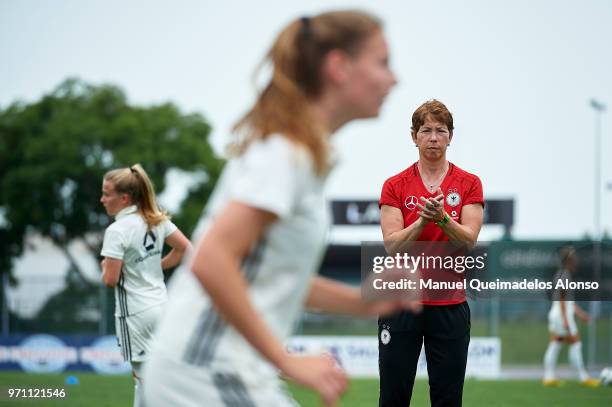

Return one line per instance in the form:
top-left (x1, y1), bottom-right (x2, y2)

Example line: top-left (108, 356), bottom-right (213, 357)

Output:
top-left (404, 195), bottom-right (418, 211)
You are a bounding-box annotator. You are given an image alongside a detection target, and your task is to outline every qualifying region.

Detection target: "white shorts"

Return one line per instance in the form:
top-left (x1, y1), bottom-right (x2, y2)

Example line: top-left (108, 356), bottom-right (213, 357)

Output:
top-left (143, 354), bottom-right (299, 407)
top-left (115, 304), bottom-right (163, 362)
top-left (548, 313), bottom-right (577, 337)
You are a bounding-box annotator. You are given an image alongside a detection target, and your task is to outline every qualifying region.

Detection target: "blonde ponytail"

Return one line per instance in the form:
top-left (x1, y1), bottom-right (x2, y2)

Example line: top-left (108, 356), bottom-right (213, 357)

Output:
top-left (103, 164), bottom-right (168, 228)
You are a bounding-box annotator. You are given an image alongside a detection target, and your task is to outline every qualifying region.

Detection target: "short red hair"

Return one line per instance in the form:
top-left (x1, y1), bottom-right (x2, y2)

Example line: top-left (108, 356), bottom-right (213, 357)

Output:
top-left (411, 99), bottom-right (454, 135)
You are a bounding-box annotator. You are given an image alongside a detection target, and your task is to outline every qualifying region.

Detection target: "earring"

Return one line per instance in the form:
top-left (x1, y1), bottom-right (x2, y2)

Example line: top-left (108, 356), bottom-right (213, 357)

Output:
top-left (415, 144), bottom-right (418, 147)
top-left (447, 144), bottom-right (451, 147)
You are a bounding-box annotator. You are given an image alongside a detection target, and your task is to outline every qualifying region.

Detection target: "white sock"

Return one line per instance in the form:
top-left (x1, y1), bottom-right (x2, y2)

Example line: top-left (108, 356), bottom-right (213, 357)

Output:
top-left (569, 342), bottom-right (589, 381)
top-left (544, 341), bottom-right (562, 381)
top-left (132, 362), bottom-right (146, 407)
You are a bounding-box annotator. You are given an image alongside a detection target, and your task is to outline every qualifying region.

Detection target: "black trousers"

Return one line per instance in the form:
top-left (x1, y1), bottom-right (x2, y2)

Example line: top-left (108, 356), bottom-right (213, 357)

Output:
top-left (378, 302), bottom-right (470, 407)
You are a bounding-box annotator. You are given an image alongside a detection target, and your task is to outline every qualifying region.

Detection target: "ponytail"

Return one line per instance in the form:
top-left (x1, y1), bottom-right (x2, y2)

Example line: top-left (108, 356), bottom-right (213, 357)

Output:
top-left (232, 10), bottom-right (382, 175)
top-left (103, 164), bottom-right (168, 228)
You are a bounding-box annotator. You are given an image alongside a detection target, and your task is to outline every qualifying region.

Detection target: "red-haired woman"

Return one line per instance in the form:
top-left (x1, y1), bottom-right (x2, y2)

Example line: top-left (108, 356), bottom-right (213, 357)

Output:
top-left (378, 100), bottom-right (484, 406)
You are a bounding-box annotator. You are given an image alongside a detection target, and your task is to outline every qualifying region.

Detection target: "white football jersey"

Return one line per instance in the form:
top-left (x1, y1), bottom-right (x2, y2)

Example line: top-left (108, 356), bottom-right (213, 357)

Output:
top-left (101, 205), bottom-right (177, 316)
top-left (152, 134), bottom-right (329, 374)
top-left (549, 268), bottom-right (575, 317)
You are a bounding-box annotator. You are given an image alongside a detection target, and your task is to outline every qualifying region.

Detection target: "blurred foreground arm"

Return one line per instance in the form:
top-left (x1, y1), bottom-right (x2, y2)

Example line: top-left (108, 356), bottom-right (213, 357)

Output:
top-left (190, 202), bottom-right (347, 406)
top-left (306, 276), bottom-right (422, 316)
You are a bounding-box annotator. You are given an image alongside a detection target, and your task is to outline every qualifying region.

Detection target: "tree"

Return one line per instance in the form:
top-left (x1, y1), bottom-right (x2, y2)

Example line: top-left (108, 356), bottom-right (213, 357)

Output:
top-left (0, 78), bottom-right (224, 282)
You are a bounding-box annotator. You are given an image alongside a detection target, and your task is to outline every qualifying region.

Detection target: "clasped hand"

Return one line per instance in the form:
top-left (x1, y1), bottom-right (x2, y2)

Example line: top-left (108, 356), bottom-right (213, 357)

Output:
top-left (417, 187), bottom-right (445, 223)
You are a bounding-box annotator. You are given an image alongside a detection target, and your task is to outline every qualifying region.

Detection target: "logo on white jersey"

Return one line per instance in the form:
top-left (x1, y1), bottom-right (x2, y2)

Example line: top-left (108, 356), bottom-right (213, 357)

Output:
top-left (143, 231), bottom-right (157, 251)
top-left (404, 195), bottom-right (418, 211)
top-left (446, 189), bottom-right (461, 207)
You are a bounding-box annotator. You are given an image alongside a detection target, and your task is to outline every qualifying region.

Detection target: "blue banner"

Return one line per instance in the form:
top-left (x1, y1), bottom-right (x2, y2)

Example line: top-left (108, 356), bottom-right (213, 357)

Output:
top-left (0, 334), bottom-right (131, 375)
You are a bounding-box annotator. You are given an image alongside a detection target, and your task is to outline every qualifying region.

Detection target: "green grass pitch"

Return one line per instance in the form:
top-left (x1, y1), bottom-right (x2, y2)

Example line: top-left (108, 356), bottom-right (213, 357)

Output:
top-left (0, 372), bottom-right (610, 406)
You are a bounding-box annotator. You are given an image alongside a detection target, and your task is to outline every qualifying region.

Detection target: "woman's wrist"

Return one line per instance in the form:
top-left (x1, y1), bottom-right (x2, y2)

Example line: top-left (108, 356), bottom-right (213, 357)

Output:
top-left (272, 346), bottom-right (293, 373)
top-left (417, 216), bottom-right (429, 227)
top-left (435, 212), bottom-right (450, 226)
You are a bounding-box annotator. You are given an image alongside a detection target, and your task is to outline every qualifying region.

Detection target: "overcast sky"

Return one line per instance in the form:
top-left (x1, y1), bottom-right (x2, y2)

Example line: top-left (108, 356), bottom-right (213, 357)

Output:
top-left (2, 0), bottom-right (612, 241)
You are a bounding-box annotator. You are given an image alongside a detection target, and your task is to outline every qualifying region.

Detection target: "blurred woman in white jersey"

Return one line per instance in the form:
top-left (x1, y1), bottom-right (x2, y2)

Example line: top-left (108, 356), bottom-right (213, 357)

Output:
top-left (144, 10), bottom-right (416, 407)
top-left (543, 245), bottom-right (598, 387)
top-left (100, 164), bottom-right (191, 407)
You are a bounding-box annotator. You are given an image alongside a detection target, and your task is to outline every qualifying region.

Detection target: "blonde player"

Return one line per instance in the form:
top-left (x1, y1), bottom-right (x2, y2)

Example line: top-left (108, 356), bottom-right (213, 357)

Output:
top-left (143, 10), bottom-right (418, 407)
top-left (543, 245), bottom-right (598, 387)
top-left (100, 164), bottom-right (191, 407)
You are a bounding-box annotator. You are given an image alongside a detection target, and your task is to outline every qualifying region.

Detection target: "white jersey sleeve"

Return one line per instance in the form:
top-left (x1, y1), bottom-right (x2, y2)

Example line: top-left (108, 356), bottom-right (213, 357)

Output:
top-left (160, 219), bottom-right (178, 240)
top-left (228, 136), bottom-right (309, 219)
top-left (101, 225), bottom-right (128, 260)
